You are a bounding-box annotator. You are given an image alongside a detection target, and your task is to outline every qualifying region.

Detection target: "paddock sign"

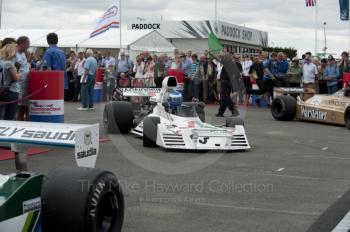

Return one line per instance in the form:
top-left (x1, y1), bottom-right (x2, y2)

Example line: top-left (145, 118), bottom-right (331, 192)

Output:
top-left (127, 21), bottom-right (161, 30)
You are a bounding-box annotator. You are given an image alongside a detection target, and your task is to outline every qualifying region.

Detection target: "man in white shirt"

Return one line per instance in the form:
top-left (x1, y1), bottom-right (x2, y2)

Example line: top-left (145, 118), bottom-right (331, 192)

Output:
top-left (16, 36), bottom-right (30, 121)
top-left (302, 54), bottom-right (318, 92)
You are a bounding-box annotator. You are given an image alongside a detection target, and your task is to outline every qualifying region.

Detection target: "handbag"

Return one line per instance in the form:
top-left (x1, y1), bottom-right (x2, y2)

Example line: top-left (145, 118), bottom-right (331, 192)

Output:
top-left (0, 65), bottom-right (10, 101)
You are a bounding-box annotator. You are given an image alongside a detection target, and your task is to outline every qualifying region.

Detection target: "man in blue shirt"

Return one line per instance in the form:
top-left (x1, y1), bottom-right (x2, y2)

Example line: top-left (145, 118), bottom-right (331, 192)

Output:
top-left (275, 52), bottom-right (289, 87)
top-left (78, 49), bottom-right (98, 111)
top-left (324, 55), bottom-right (340, 94)
top-left (42, 33), bottom-right (68, 90)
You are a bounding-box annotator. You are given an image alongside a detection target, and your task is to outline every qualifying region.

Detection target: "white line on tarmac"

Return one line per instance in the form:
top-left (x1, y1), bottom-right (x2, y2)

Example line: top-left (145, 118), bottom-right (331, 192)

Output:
top-left (332, 211), bottom-right (350, 232)
top-left (322, 147), bottom-right (329, 151)
top-left (194, 202), bottom-right (319, 216)
top-left (262, 173), bottom-right (333, 181)
top-left (276, 168), bottom-right (285, 172)
top-left (303, 155), bottom-right (350, 160)
top-left (66, 117), bottom-right (101, 123)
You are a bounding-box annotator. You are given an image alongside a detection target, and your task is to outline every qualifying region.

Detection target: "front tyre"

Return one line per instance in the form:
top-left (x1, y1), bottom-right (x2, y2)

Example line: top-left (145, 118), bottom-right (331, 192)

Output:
top-left (103, 101), bottom-right (134, 134)
top-left (271, 96), bottom-right (297, 121)
top-left (345, 107), bottom-right (350, 130)
top-left (143, 116), bottom-right (160, 147)
top-left (41, 167), bottom-right (124, 232)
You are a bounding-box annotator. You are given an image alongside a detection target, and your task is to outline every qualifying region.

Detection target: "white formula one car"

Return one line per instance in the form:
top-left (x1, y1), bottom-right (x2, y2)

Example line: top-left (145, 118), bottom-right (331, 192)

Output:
top-left (103, 76), bottom-right (250, 150)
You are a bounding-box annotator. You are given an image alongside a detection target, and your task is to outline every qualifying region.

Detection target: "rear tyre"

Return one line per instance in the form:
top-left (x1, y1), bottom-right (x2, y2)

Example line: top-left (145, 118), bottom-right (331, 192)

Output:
top-left (226, 117), bottom-right (245, 127)
top-left (345, 107), bottom-right (350, 130)
top-left (41, 167), bottom-right (124, 232)
top-left (183, 102), bottom-right (206, 122)
top-left (271, 96), bottom-right (297, 121)
top-left (103, 101), bottom-right (134, 134)
top-left (143, 116), bottom-right (160, 147)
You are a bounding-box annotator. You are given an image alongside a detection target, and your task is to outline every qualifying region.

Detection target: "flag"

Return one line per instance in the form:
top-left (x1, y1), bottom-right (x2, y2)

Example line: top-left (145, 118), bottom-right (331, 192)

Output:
top-left (306, 0), bottom-right (316, 7)
top-left (208, 32), bottom-right (223, 55)
top-left (90, 2), bottom-right (120, 38)
top-left (340, 0), bottom-right (349, 20)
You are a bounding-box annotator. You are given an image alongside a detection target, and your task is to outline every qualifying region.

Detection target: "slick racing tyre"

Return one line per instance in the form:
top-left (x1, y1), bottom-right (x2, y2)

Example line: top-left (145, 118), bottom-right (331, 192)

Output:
top-left (345, 107), bottom-right (350, 130)
top-left (226, 117), bottom-right (245, 127)
top-left (103, 101), bottom-right (134, 134)
top-left (271, 95), bottom-right (297, 121)
top-left (183, 102), bottom-right (206, 122)
top-left (41, 167), bottom-right (124, 232)
top-left (143, 116), bottom-right (160, 147)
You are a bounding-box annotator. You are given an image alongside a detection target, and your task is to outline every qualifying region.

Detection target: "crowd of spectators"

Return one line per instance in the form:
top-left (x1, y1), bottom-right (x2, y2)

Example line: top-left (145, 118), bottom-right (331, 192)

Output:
top-left (1, 31), bottom-right (349, 121)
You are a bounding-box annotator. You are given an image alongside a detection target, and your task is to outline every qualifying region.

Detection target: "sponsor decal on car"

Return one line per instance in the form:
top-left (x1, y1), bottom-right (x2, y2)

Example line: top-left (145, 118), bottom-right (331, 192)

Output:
top-left (29, 100), bottom-right (64, 115)
top-left (309, 96), bottom-right (323, 106)
top-left (301, 107), bottom-right (327, 120)
top-left (119, 88), bottom-right (162, 97)
top-left (23, 197), bottom-right (41, 214)
top-left (322, 99), bottom-right (348, 108)
top-left (0, 127), bottom-right (75, 141)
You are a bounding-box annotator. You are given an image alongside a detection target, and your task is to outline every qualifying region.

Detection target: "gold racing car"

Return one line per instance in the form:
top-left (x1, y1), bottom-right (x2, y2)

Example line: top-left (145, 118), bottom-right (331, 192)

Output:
top-left (271, 88), bottom-right (350, 129)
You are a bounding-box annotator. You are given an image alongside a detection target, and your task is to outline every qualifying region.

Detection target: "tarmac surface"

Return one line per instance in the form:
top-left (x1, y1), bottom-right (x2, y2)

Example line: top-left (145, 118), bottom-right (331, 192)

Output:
top-left (1, 102), bottom-right (350, 232)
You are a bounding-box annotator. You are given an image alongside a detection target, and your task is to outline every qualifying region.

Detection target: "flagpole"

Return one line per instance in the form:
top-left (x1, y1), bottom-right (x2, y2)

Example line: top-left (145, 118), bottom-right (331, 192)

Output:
top-left (315, 1), bottom-right (318, 56)
top-left (215, 0), bottom-right (218, 27)
top-left (119, 0), bottom-right (122, 56)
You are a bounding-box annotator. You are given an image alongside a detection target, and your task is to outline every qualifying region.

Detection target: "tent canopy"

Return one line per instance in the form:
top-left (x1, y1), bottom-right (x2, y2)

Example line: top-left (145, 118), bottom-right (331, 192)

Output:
top-left (0, 28), bottom-right (176, 52)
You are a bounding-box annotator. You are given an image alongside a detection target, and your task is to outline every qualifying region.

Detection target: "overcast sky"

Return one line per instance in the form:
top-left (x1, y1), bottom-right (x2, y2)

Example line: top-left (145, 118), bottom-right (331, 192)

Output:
top-left (1, 0), bottom-right (349, 56)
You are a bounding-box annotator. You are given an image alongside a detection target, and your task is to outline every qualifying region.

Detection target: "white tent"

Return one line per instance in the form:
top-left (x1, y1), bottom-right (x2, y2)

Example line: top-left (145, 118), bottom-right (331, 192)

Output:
top-left (0, 28), bottom-right (176, 53)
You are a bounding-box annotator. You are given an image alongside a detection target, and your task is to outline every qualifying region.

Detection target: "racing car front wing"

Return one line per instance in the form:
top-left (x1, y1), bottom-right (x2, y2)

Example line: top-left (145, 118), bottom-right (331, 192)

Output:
top-left (156, 125), bottom-right (250, 150)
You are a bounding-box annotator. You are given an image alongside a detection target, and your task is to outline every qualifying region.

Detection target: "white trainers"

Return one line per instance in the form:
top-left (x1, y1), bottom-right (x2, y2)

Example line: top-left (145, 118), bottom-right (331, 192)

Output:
top-left (77, 107), bottom-right (89, 111)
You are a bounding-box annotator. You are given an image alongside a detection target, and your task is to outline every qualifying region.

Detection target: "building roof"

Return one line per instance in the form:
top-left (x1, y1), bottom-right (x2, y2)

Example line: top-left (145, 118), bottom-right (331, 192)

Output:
top-left (0, 28), bottom-right (176, 52)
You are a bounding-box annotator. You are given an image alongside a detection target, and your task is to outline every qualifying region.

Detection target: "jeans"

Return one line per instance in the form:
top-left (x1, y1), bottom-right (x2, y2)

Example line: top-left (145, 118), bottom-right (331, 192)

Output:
top-left (0, 91), bottom-right (19, 120)
top-left (81, 75), bottom-right (95, 108)
top-left (73, 75), bottom-right (82, 101)
top-left (327, 85), bottom-right (338, 94)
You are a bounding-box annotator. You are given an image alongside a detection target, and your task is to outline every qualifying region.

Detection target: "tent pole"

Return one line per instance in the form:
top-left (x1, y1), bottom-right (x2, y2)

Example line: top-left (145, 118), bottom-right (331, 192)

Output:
top-left (119, 0), bottom-right (122, 57)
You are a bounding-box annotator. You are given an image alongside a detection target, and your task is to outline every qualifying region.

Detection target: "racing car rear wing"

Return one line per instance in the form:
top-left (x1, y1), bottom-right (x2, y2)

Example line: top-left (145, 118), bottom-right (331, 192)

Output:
top-left (117, 87), bottom-right (161, 97)
top-left (0, 120), bottom-right (99, 170)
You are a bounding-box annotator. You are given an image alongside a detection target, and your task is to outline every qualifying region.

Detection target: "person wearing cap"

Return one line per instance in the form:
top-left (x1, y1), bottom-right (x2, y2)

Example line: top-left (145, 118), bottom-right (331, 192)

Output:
top-left (287, 57), bottom-right (302, 87)
top-left (302, 54), bottom-right (318, 92)
top-left (324, 55), bottom-right (340, 94)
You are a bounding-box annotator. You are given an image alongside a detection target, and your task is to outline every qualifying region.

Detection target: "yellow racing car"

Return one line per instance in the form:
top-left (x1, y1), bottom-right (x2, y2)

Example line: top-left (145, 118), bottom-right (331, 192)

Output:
top-left (271, 87), bottom-right (350, 129)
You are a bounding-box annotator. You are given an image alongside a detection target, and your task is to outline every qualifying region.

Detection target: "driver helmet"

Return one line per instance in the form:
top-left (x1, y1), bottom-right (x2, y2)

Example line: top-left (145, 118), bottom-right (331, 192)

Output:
top-left (168, 90), bottom-right (183, 108)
